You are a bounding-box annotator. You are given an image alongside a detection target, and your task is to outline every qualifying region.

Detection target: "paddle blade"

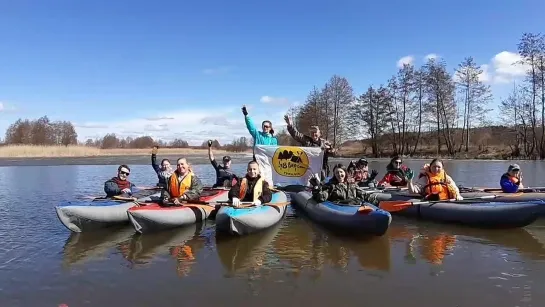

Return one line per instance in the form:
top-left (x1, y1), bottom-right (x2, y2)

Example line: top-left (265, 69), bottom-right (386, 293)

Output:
top-left (378, 200), bottom-right (413, 212)
top-left (357, 205), bottom-right (374, 214)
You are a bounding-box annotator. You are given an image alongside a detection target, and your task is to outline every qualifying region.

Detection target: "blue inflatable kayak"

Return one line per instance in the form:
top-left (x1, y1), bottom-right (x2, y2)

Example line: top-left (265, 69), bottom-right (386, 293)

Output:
top-left (291, 191), bottom-right (392, 236)
top-left (215, 191), bottom-right (289, 236)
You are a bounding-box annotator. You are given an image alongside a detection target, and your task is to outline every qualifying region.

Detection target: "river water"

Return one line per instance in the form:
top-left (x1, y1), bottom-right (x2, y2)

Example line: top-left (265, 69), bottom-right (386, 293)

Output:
top-left (1, 157), bottom-right (545, 307)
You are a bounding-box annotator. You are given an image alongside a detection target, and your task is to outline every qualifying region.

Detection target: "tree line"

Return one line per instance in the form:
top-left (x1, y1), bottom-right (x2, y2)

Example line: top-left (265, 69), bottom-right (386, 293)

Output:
top-left (1, 116), bottom-right (254, 151)
top-left (290, 32), bottom-right (545, 159)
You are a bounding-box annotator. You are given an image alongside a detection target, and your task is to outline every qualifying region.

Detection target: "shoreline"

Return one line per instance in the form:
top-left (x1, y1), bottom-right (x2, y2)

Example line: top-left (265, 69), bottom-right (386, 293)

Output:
top-left (0, 145), bottom-right (532, 165)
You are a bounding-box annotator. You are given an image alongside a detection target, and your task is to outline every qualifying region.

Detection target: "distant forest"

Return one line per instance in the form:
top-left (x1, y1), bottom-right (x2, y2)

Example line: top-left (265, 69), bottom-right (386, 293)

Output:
top-left (2, 32), bottom-right (544, 160)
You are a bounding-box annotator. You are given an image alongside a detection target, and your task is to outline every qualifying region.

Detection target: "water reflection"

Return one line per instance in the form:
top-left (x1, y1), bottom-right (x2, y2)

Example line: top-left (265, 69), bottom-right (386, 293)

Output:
top-left (390, 218), bottom-right (545, 265)
top-left (62, 225), bottom-right (135, 268)
top-left (117, 223), bottom-right (206, 276)
top-left (215, 222), bottom-right (283, 277)
top-left (272, 216), bottom-right (393, 276)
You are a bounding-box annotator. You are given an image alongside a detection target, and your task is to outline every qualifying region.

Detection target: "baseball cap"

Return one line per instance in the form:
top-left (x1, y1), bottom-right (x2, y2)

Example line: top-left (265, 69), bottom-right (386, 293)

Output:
top-left (222, 156), bottom-right (231, 162)
top-left (356, 158), bottom-right (368, 165)
top-left (508, 164), bottom-right (520, 172)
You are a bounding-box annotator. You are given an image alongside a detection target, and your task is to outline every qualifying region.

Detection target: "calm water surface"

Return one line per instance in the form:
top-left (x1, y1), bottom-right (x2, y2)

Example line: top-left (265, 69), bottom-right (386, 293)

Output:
top-left (2, 158), bottom-right (545, 307)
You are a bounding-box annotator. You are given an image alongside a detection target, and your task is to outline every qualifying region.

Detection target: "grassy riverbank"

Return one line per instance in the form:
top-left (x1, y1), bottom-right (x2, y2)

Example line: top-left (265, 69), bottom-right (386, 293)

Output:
top-left (0, 143), bottom-right (522, 160)
top-left (0, 145), bottom-right (250, 158)
top-left (336, 143), bottom-right (519, 160)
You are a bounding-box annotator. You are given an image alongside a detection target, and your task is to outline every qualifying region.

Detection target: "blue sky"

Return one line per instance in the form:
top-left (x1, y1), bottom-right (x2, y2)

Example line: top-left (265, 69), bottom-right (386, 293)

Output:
top-left (0, 0), bottom-right (544, 145)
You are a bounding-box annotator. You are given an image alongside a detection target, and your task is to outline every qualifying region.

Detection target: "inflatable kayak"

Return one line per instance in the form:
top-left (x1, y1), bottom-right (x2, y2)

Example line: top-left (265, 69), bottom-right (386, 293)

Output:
top-left (290, 191), bottom-right (392, 236)
top-left (378, 197), bottom-right (541, 228)
top-left (55, 191), bottom-right (161, 233)
top-left (127, 187), bottom-right (229, 233)
top-left (365, 188), bottom-right (545, 217)
top-left (215, 190), bottom-right (289, 236)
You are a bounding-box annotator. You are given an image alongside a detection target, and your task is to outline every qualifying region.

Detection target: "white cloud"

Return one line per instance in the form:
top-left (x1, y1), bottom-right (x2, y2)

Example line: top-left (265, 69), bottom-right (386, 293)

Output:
top-left (260, 95), bottom-right (290, 105)
top-left (0, 102), bottom-right (17, 112)
top-left (202, 66), bottom-right (235, 75)
top-left (490, 51), bottom-right (529, 84)
top-left (424, 53), bottom-right (439, 61)
top-left (74, 106), bottom-right (289, 146)
top-left (452, 51), bottom-right (530, 85)
top-left (397, 55), bottom-right (414, 68)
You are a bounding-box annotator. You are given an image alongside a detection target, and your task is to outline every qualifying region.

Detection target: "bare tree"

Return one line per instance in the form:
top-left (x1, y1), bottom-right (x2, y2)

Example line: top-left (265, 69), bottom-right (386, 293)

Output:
top-left (347, 86), bottom-right (393, 157)
top-left (455, 57), bottom-right (493, 152)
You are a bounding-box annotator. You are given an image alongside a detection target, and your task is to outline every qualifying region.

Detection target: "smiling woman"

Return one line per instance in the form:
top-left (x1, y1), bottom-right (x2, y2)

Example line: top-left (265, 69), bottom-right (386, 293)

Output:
top-left (0, 145), bottom-right (242, 158)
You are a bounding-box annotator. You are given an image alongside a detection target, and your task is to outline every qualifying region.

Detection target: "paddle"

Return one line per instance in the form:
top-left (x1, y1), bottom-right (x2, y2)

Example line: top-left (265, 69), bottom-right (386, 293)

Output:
top-left (460, 185), bottom-right (545, 193)
top-left (188, 200), bottom-right (291, 209)
top-left (379, 195), bottom-right (498, 213)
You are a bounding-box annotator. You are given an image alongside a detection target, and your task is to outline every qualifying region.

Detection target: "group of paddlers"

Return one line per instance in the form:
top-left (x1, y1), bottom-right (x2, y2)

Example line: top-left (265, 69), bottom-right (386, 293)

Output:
top-left (103, 105), bottom-right (525, 207)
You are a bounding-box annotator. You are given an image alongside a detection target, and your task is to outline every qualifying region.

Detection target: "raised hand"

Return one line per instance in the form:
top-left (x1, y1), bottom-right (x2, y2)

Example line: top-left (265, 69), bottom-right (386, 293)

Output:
top-left (369, 169), bottom-right (378, 180)
top-left (284, 114), bottom-right (292, 126)
top-left (242, 105), bottom-right (248, 116)
top-left (208, 140), bottom-right (213, 147)
top-left (405, 169), bottom-right (415, 180)
top-left (152, 146), bottom-right (158, 155)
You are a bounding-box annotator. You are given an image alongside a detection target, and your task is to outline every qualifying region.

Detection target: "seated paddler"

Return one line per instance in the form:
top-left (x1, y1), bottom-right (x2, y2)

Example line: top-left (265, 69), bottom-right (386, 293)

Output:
top-left (151, 145), bottom-right (174, 188)
top-left (500, 164), bottom-right (524, 193)
top-left (104, 164), bottom-right (136, 198)
top-left (347, 158), bottom-right (379, 187)
top-left (228, 161), bottom-right (273, 208)
top-left (311, 163), bottom-right (366, 204)
top-left (161, 158), bottom-right (203, 206)
top-left (207, 140), bottom-right (238, 187)
top-left (407, 158), bottom-right (463, 201)
top-left (377, 156), bottom-right (411, 187)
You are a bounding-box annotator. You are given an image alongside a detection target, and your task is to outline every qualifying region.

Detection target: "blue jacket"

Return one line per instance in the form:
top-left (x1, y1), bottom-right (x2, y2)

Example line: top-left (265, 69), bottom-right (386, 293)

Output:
top-left (245, 116), bottom-right (278, 146)
top-left (500, 173), bottom-right (520, 193)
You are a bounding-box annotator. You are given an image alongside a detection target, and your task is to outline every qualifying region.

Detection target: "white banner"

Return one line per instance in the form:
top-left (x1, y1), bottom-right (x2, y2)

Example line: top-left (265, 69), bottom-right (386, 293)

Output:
top-left (254, 145), bottom-right (324, 186)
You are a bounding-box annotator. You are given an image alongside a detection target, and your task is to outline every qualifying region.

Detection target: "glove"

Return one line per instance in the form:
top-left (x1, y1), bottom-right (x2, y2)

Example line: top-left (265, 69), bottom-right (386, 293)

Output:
top-left (406, 169), bottom-right (414, 180)
top-left (309, 176), bottom-right (320, 187)
top-left (232, 197), bottom-right (241, 208)
top-left (207, 140), bottom-right (212, 147)
top-left (242, 106), bottom-right (248, 116)
top-left (253, 199), bottom-right (262, 207)
top-left (369, 169), bottom-right (378, 180)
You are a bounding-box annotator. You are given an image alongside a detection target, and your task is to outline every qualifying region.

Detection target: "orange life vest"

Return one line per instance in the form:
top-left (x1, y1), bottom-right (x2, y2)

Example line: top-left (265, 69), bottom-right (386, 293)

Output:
top-left (169, 171), bottom-right (193, 198)
top-left (423, 170), bottom-right (455, 200)
top-left (239, 177), bottom-right (263, 202)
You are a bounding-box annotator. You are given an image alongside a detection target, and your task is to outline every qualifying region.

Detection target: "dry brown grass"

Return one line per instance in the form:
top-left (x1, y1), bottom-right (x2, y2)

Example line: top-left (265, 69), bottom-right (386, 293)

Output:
top-left (0, 145), bottom-right (248, 158)
top-left (337, 142), bottom-right (513, 160)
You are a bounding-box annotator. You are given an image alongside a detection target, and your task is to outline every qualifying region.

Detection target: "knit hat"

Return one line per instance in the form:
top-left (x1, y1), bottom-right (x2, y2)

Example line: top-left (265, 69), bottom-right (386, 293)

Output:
top-left (508, 164), bottom-right (520, 172)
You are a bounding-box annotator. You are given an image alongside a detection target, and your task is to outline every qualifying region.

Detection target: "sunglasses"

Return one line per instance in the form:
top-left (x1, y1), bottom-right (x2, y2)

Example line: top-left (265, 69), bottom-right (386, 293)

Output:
top-left (120, 171), bottom-right (130, 176)
top-left (263, 125), bottom-right (271, 128)
top-left (394, 161), bottom-right (402, 164)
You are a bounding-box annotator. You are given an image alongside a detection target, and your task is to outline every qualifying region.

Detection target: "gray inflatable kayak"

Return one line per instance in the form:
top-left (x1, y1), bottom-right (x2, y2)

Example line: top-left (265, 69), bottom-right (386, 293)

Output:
top-left (290, 191), bottom-right (392, 236)
top-left (215, 191), bottom-right (289, 236)
top-left (56, 191), bottom-right (162, 233)
top-left (378, 197), bottom-right (541, 228)
top-left (365, 189), bottom-right (545, 218)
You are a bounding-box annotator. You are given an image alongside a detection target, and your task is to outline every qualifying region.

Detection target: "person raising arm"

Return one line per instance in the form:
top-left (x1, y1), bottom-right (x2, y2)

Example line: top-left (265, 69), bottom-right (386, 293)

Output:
top-left (207, 140), bottom-right (238, 187)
